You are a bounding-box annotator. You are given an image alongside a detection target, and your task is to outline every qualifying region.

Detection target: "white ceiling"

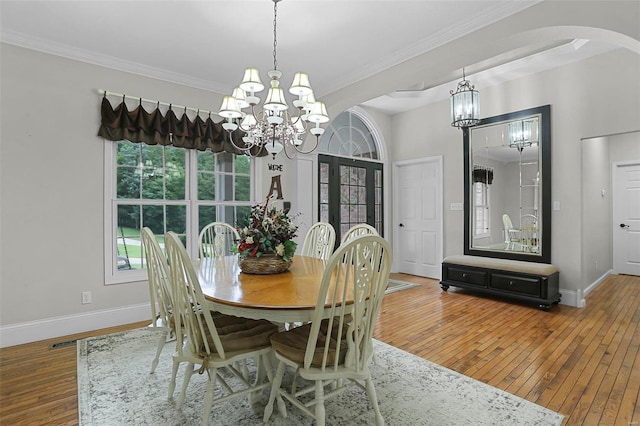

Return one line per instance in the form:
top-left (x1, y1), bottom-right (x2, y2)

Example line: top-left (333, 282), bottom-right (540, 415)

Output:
top-left (0, 0), bottom-right (617, 115)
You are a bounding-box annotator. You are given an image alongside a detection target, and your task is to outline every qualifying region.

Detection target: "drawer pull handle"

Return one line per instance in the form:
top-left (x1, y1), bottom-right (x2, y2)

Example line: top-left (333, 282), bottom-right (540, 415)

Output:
top-left (462, 273), bottom-right (468, 279)
top-left (509, 280), bottom-right (515, 286)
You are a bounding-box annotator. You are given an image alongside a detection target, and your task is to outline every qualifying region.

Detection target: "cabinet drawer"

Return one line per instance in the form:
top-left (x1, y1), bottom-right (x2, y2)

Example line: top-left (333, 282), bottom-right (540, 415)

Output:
top-left (446, 266), bottom-right (487, 287)
top-left (490, 273), bottom-right (541, 297)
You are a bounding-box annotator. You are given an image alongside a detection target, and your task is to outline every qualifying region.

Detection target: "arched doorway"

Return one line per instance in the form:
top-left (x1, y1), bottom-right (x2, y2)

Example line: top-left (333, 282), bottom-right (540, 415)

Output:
top-left (317, 110), bottom-right (384, 246)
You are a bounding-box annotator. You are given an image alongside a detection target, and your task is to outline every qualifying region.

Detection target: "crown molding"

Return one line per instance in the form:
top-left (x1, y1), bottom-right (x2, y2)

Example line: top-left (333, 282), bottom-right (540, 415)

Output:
top-left (326, 1), bottom-right (540, 95)
top-left (1, 29), bottom-right (228, 95)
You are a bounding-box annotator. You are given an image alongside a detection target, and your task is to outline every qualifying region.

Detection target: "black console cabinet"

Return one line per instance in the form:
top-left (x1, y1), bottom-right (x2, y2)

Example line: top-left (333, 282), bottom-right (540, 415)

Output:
top-left (440, 258), bottom-right (561, 311)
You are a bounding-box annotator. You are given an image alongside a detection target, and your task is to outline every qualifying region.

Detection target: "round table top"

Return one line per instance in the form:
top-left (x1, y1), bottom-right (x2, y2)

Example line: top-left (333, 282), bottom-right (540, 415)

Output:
top-left (198, 255), bottom-right (331, 312)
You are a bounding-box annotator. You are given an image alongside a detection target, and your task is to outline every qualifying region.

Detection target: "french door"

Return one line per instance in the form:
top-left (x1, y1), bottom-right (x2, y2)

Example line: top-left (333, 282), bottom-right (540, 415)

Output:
top-left (318, 155), bottom-right (383, 247)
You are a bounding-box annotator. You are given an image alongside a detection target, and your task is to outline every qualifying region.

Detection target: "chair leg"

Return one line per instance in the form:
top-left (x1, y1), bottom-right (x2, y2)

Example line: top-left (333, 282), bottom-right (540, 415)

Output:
top-left (314, 380), bottom-right (326, 426)
top-left (150, 330), bottom-right (168, 373)
top-left (263, 360), bottom-right (286, 422)
top-left (364, 377), bottom-right (385, 426)
top-left (201, 367), bottom-right (218, 426)
top-left (168, 358), bottom-right (180, 399)
top-left (177, 362), bottom-right (194, 409)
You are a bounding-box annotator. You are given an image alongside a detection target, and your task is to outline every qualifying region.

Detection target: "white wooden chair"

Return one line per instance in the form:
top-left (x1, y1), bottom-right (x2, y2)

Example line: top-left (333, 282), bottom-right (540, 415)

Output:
top-left (165, 232), bottom-right (278, 426)
top-left (300, 222), bottom-right (336, 260)
top-left (198, 222), bottom-right (239, 259)
top-left (341, 223), bottom-right (378, 244)
top-left (263, 234), bottom-right (392, 426)
top-left (141, 227), bottom-right (175, 375)
top-left (502, 214), bottom-right (523, 251)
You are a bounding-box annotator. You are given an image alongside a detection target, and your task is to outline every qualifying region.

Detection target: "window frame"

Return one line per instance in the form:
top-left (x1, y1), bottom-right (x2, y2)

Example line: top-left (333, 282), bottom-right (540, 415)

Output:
top-left (472, 181), bottom-right (491, 239)
top-left (103, 141), bottom-right (254, 285)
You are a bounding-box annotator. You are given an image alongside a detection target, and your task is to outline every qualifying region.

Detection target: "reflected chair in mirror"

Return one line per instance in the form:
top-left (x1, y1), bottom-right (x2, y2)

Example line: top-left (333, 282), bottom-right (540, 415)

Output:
top-left (141, 227), bottom-right (175, 375)
top-left (198, 222), bottom-right (240, 259)
top-left (300, 222), bottom-right (336, 260)
top-left (502, 214), bottom-right (523, 251)
top-left (520, 214), bottom-right (539, 253)
top-left (263, 235), bottom-right (392, 426)
top-left (165, 232), bottom-right (278, 425)
top-left (341, 223), bottom-right (378, 244)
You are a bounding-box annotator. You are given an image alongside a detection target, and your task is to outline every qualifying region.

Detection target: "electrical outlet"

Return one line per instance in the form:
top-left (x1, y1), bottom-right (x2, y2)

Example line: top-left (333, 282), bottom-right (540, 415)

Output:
top-left (82, 291), bottom-right (92, 304)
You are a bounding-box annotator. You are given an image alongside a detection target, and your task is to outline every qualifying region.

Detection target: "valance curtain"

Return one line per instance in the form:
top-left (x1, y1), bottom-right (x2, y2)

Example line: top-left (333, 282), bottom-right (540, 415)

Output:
top-left (473, 165), bottom-right (494, 185)
top-left (97, 95), bottom-right (264, 156)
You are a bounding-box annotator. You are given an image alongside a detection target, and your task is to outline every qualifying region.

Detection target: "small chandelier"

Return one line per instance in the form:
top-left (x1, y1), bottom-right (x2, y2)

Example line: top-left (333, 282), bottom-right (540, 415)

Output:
top-left (218, 0), bottom-right (329, 159)
top-left (450, 68), bottom-right (480, 128)
top-left (508, 119), bottom-right (536, 151)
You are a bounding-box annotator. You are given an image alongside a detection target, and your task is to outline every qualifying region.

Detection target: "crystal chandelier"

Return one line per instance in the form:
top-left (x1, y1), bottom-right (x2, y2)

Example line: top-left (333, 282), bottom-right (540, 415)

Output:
top-left (508, 119), bottom-right (536, 151)
top-left (218, 0), bottom-right (329, 159)
top-left (450, 68), bottom-right (480, 128)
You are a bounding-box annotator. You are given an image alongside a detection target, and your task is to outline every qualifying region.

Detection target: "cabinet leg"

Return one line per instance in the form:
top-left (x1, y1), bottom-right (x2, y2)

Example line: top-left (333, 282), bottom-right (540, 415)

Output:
top-left (440, 283), bottom-right (449, 291)
top-left (539, 304), bottom-right (551, 311)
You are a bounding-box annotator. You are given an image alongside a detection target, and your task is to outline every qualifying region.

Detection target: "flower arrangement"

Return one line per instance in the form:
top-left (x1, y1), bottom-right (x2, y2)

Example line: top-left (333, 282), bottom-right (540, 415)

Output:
top-left (235, 197), bottom-right (298, 262)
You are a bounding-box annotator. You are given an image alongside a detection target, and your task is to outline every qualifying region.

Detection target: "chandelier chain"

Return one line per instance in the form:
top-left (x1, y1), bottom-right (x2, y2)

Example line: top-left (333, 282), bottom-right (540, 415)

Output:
top-left (272, 0), bottom-right (278, 71)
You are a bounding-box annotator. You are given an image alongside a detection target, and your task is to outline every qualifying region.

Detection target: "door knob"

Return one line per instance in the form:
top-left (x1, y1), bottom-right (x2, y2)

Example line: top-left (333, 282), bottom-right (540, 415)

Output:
top-left (620, 223), bottom-right (630, 229)
top-left (399, 223), bottom-right (405, 227)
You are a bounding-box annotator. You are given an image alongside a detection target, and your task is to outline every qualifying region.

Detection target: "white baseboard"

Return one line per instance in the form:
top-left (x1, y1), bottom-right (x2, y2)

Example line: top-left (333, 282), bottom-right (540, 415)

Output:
top-left (579, 269), bottom-right (613, 308)
top-left (0, 303), bottom-right (150, 348)
top-left (558, 269), bottom-right (612, 309)
top-left (559, 289), bottom-right (578, 307)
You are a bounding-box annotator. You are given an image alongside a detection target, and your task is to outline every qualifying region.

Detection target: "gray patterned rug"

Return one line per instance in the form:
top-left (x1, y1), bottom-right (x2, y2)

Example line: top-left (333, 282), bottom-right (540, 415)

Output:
top-left (77, 328), bottom-right (563, 425)
top-left (385, 279), bottom-right (421, 294)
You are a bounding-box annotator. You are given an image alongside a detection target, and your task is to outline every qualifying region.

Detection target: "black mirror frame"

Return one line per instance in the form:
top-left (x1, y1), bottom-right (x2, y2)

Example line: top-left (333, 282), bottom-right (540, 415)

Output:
top-left (463, 104), bottom-right (551, 264)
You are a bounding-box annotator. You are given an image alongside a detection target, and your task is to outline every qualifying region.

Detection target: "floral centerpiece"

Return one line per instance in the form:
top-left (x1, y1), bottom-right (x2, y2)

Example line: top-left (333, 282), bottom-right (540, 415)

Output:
top-left (235, 197), bottom-right (298, 274)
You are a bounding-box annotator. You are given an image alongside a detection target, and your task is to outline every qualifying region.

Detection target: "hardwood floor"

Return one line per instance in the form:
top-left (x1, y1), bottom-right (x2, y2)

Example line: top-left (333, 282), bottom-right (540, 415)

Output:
top-left (1, 273), bottom-right (638, 425)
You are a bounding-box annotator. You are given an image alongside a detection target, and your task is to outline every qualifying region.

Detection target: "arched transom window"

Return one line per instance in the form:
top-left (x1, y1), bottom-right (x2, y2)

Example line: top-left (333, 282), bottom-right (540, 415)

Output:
top-left (319, 111), bottom-right (379, 160)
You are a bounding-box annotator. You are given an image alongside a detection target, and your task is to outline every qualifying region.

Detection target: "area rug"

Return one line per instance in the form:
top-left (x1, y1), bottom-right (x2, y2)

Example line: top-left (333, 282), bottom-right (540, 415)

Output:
top-left (385, 278), bottom-right (421, 294)
top-left (78, 328), bottom-right (563, 425)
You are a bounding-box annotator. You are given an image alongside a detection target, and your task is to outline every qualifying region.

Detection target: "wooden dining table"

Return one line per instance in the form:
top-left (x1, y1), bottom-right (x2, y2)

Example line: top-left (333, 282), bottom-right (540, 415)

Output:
top-left (198, 254), bottom-right (351, 323)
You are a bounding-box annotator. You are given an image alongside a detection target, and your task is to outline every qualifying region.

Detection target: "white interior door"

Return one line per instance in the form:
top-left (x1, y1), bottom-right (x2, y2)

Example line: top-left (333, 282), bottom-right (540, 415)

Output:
top-left (613, 161), bottom-right (640, 276)
top-left (393, 157), bottom-right (442, 279)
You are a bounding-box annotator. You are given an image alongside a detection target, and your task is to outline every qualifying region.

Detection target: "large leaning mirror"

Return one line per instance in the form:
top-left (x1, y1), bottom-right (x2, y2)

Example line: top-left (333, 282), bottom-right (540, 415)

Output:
top-left (464, 105), bottom-right (551, 263)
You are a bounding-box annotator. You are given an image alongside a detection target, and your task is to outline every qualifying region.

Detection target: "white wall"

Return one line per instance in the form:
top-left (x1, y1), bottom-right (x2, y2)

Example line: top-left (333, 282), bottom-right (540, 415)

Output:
top-left (389, 48), bottom-right (640, 302)
top-left (0, 43), bottom-right (226, 345)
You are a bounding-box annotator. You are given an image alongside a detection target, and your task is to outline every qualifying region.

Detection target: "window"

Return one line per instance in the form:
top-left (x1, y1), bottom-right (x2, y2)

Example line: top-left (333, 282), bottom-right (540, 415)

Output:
top-left (473, 182), bottom-right (490, 238)
top-left (104, 141), bottom-right (252, 284)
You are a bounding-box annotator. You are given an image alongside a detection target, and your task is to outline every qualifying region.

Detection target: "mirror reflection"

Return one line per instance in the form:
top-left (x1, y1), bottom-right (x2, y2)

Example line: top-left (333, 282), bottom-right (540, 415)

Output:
top-left (471, 115), bottom-right (541, 253)
top-left (464, 105), bottom-right (551, 263)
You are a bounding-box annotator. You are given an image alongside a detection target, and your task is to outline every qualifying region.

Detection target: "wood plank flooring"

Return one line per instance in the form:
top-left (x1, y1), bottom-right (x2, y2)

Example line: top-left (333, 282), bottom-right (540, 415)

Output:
top-left (1, 273), bottom-right (638, 425)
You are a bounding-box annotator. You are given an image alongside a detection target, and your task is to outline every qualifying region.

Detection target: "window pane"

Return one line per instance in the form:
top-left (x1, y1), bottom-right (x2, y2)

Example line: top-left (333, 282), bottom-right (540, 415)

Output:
top-left (375, 169), bottom-right (382, 187)
top-left (198, 151), bottom-right (215, 171)
top-left (236, 205), bottom-right (252, 226)
top-left (340, 165), bottom-right (349, 184)
top-left (117, 142), bottom-right (140, 167)
top-left (320, 163), bottom-right (329, 183)
top-left (142, 205), bottom-right (163, 231)
top-left (198, 172), bottom-right (215, 200)
top-left (235, 155), bottom-right (250, 175)
top-left (141, 173), bottom-right (164, 199)
top-left (117, 167), bottom-right (140, 199)
top-left (141, 144), bottom-right (163, 169)
top-left (320, 184), bottom-right (329, 203)
top-left (166, 205), bottom-right (186, 234)
top-left (165, 166), bottom-right (185, 200)
top-left (116, 205), bottom-right (141, 270)
top-left (235, 176), bottom-right (250, 201)
top-left (320, 204), bottom-right (329, 222)
top-left (165, 146), bottom-right (185, 171)
top-left (358, 187), bottom-right (366, 204)
top-left (199, 205), bottom-right (217, 233)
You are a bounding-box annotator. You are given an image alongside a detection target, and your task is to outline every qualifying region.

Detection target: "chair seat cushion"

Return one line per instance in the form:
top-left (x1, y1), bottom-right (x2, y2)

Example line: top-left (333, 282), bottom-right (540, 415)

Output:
top-left (270, 318), bottom-right (349, 368)
top-left (200, 314), bottom-right (278, 356)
